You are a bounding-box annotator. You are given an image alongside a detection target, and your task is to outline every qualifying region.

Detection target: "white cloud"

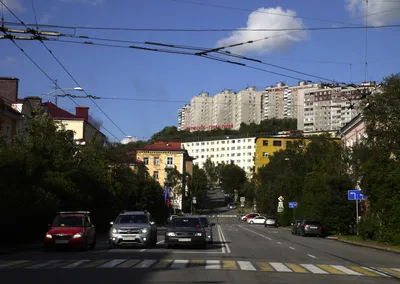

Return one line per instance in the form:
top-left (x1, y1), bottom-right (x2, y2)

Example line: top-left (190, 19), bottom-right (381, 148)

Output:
top-left (345, 0), bottom-right (400, 25)
top-left (216, 7), bottom-right (308, 55)
top-left (38, 7), bottom-right (59, 24)
top-left (1, 0), bottom-right (24, 12)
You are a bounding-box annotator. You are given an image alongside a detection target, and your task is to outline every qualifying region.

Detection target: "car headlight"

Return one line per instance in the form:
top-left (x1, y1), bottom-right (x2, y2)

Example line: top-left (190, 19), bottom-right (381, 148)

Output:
top-left (45, 234), bottom-right (52, 239)
top-left (166, 232), bottom-right (176, 237)
top-left (112, 228), bottom-right (118, 234)
top-left (195, 233), bottom-right (202, 237)
top-left (72, 232), bottom-right (83, 239)
top-left (141, 228), bottom-right (148, 234)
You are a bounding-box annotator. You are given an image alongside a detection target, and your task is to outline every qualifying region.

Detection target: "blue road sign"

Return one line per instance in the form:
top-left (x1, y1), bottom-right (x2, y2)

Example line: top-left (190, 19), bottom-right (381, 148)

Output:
top-left (289, 202), bottom-right (298, 208)
top-left (347, 190), bottom-right (366, 201)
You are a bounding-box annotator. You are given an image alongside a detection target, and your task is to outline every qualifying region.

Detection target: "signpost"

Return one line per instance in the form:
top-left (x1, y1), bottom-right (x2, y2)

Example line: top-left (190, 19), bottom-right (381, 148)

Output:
top-left (191, 196), bottom-right (196, 214)
top-left (277, 196), bottom-right (284, 213)
top-left (240, 196), bottom-right (245, 208)
top-left (348, 190), bottom-right (367, 235)
top-left (289, 202), bottom-right (298, 220)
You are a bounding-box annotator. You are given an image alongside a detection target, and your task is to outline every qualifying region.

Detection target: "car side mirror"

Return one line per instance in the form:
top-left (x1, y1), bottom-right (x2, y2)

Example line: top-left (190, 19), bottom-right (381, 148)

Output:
top-left (150, 221), bottom-right (155, 225)
top-left (291, 223), bottom-right (293, 226)
top-left (110, 221), bottom-right (114, 225)
top-left (211, 223), bottom-right (216, 226)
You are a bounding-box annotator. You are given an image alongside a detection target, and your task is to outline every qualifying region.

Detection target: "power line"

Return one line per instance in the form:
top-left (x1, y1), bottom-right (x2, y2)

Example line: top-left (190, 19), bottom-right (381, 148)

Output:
top-left (0, 0), bottom-right (125, 141)
top-left (4, 20), bottom-right (400, 32)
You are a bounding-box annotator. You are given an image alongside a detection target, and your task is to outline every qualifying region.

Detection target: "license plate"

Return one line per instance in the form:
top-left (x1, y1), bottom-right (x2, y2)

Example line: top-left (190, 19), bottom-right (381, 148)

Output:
top-left (123, 236), bottom-right (136, 240)
top-left (310, 226), bottom-right (318, 229)
top-left (55, 240), bottom-right (69, 244)
top-left (178, 238), bottom-right (191, 242)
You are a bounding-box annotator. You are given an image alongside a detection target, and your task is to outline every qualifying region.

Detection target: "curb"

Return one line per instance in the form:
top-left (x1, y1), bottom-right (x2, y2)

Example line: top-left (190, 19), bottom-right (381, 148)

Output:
top-left (327, 237), bottom-right (400, 255)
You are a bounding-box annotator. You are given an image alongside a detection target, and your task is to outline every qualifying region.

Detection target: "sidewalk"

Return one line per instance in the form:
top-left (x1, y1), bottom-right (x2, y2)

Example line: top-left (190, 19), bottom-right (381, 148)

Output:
top-left (327, 236), bottom-right (400, 254)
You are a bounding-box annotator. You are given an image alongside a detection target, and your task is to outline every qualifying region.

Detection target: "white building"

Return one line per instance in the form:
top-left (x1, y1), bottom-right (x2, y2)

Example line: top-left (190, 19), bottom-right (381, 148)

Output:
top-left (234, 87), bottom-right (263, 129)
top-left (178, 104), bottom-right (190, 131)
top-left (181, 137), bottom-right (257, 176)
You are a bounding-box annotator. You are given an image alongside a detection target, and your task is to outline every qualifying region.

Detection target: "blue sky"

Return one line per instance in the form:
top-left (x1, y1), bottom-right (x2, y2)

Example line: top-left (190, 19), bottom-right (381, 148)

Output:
top-left (1, 0), bottom-right (399, 141)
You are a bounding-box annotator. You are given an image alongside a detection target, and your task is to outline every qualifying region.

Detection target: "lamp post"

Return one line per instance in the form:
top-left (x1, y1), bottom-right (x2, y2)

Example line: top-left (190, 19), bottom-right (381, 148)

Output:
top-left (42, 87), bottom-right (84, 106)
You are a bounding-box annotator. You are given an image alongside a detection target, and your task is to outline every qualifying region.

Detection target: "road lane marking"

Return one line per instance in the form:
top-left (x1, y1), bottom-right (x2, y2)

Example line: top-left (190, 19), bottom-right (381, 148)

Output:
top-left (206, 260), bottom-right (220, 269)
top-left (317, 265), bottom-right (346, 275)
top-left (238, 225), bottom-right (272, 240)
top-left (301, 264), bottom-right (328, 274)
top-left (237, 261), bottom-right (256, 271)
top-left (307, 254), bottom-right (317, 259)
top-left (189, 260), bottom-right (206, 268)
top-left (134, 259), bottom-right (157, 268)
top-left (218, 225), bottom-right (231, 253)
top-left (140, 249), bottom-right (146, 252)
top-left (0, 260), bottom-right (30, 268)
top-left (81, 259), bottom-right (108, 268)
top-left (47, 260), bottom-right (75, 268)
top-left (98, 259), bottom-right (126, 268)
top-left (270, 262), bottom-right (292, 272)
top-left (286, 263), bottom-right (308, 273)
top-left (379, 268), bottom-right (400, 277)
top-left (170, 259), bottom-right (188, 269)
top-left (277, 242), bottom-right (282, 244)
top-left (256, 262), bottom-right (274, 271)
top-left (349, 266), bottom-right (380, 277)
top-left (217, 225), bottom-right (225, 254)
top-left (368, 267), bottom-right (391, 277)
top-left (330, 265), bottom-right (362, 275)
top-left (289, 247), bottom-right (295, 250)
top-left (156, 240), bottom-right (165, 244)
top-left (153, 259), bottom-right (173, 269)
top-left (63, 260), bottom-right (90, 268)
top-left (115, 259), bottom-right (140, 268)
top-left (26, 260), bottom-right (61, 269)
top-left (222, 260), bottom-right (238, 270)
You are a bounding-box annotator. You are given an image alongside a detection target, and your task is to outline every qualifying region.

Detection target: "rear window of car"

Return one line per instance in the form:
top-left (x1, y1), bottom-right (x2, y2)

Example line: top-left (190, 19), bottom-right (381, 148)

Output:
top-left (304, 221), bottom-right (321, 225)
top-left (169, 218), bottom-right (201, 228)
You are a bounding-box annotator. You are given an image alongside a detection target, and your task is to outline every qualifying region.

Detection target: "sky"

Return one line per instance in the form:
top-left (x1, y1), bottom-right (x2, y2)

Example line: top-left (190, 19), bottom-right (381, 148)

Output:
top-left (1, 0), bottom-right (399, 141)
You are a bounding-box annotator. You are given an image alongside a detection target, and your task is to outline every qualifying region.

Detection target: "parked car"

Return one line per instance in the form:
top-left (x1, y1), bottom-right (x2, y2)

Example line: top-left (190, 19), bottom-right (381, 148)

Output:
top-left (165, 216), bottom-right (207, 249)
top-left (241, 213), bottom-right (260, 221)
top-left (227, 203), bottom-right (236, 209)
top-left (108, 210), bottom-right (157, 249)
top-left (198, 215), bottom-right (216, 244)
top-left (264, 217), bottom-right (277, 227)
top-left (247, 216), bottom-right (266, 225)
top-left (291, 220), bottom-right (302, 235)
top-left (44, 211), bottom-right (96, 251)
top-left (297, 220), bottom-right (324, 237)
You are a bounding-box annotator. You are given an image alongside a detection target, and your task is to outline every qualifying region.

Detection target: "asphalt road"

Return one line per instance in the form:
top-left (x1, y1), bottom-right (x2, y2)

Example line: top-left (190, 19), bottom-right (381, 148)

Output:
top-left (1, 189), bottom-right (400, 284)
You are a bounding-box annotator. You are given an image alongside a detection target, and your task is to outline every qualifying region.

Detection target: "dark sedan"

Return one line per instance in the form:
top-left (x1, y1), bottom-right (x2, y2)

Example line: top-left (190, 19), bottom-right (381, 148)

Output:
top-left (164, 216), bottom-right (207, 249)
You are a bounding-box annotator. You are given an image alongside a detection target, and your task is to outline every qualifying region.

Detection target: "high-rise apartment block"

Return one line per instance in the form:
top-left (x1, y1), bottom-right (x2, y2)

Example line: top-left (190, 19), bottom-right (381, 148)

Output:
top-left (178, 82), bottom-right (377, 133)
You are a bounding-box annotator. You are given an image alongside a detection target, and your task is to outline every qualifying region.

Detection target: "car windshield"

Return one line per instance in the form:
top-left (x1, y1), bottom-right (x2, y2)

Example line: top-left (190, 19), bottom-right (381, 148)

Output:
top-left (199, 217), bottom-right (209, 226)
top-left (52, 215), bottom-right (84, 227)
top-left (115, 214), bottom-right (148, 224)
top-left (169, 218), bottom-right (201, 228)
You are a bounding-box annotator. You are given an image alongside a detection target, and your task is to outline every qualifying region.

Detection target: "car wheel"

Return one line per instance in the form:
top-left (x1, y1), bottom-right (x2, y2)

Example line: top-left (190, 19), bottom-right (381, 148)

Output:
top-left (145, 239), bottom-right (153, 249)
top-left (250, 221), bottom-right (254, 224)
top-left (108, 241), bottom-right (116, 249)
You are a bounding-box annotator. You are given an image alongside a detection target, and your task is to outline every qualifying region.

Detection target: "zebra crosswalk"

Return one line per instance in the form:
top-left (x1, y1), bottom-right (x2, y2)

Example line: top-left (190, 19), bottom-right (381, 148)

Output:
top-left (0, 259), bottom-right (399, 277)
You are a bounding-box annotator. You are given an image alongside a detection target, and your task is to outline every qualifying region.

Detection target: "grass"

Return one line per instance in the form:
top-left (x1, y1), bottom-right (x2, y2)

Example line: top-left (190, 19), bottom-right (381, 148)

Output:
top-left (331, 235), bottom-right (400, 252)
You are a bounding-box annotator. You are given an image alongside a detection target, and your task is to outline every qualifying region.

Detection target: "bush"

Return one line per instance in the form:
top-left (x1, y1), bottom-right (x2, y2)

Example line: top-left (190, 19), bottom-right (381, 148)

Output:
top-left (358, 215), bottom-right (380, 240)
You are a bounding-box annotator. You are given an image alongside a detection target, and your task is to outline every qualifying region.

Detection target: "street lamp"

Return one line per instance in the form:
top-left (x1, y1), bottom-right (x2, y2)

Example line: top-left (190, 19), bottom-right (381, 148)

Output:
top-left (42, 87), bottom-right (85, 106)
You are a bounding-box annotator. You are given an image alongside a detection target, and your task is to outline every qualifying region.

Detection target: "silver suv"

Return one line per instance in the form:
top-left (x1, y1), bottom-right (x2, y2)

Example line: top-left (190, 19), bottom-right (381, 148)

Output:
top-left (109, 211), bottom-right (157, 249)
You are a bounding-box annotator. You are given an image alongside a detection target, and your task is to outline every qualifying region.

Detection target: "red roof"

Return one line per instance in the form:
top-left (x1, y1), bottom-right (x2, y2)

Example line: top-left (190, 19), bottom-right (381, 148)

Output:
top-left (139, 141), bottom-right (182, 151)
top-left (42, 102), bottom-right (80, 120)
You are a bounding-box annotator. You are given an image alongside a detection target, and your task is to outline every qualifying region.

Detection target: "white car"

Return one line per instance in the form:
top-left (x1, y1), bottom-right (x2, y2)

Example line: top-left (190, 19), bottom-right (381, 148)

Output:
top-left (247, 216), bottom-right (266, 225)
top-left (265, 218), bottom-right (277, 227)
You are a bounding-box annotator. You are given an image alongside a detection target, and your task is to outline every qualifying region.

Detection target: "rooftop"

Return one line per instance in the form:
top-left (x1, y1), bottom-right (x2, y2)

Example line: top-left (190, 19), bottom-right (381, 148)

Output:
top-left (42, 102), bottom-right (78, 120)
top-left (138, 141), bottom-right (183, 151)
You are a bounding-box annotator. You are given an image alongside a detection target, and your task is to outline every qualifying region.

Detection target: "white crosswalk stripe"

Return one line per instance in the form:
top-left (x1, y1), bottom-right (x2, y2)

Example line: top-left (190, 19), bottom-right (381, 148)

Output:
top-left (362, 266), bottom-right (390, 277)
top-left (301, 264), bottom-right (329, 274)
top-left (206, 260), bottom-right (220, 269)
top-left (270, 262), bottom-right (292, 272)
top-left (134, 260), bottom-right (157, 268)
top-left (98, 259), bottom-right (126, 268)
top-left (237, 261), bottom-right (256, 271)
top-left (393, 268), bottom-right (400, 272)
top-left (62, 260), bottom-right (90, 268)
top-left (0, 260), bottom-right (29, 268)
top-left (330, 265), bottom-right (362, 275)
top-left (26, 260), bottom-right (61, 269)
top-left (170, 260), bottom-right (188, 269)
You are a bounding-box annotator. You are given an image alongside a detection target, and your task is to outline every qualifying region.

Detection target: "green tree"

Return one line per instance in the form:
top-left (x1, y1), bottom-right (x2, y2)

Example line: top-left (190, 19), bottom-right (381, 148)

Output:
top-left (219, 164), bottom-right (247, 195)
top-left (203, 158), bottom-right (218, 187)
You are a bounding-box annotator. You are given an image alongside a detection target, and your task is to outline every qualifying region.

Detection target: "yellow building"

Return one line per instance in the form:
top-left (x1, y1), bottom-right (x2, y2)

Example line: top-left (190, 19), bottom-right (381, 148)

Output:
top-left (136, 141), bottom-right (194, 211)
top-left (254, 137), bottom-right (310, 172)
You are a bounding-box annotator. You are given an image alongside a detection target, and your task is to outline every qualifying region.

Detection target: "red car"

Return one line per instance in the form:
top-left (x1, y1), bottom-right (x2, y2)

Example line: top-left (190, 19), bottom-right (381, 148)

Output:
top-left (242, 213), bottom-right (260, 222)
top-left (44, 211), bottom-right (96, 251)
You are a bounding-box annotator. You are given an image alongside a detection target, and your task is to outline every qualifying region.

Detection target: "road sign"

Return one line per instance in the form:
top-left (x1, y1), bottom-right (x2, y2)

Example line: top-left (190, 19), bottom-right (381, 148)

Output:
top-left (234, 189), bottom-right (237, 193)
top-left (278, 196), bottom-right (284, 202)
top-left (277, 207), bottom-right (283, 213)
top-left (347, 190), bottom-right (366, 201)
top-left (240, 201), bottom-right (244, 207)
top-left (240, 197), bottom-right (245, 202)
top-left (193, 196), bottom-right (196, 200)
top-left (289, 202), bottom-right (298, 208)
top-left (192, 199), bottom-right (197, 204)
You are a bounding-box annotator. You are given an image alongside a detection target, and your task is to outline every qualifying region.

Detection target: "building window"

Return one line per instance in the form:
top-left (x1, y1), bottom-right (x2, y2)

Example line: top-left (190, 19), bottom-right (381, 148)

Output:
top-left (247, 145), bottom-right (251, 149)
top-left (143, 157), bottom-right (149, 165)
top-left (237, 146), bottom-right (241, 150)
top-left (167, 157), bottom-right (173, 165)
top-left (262, 140), bottom-right (268, 146)
top-left (247, 152), bottom-right (252, 156)
top-left (231, 153), bottom-right (235, 157)
top-left (154, 157), bottom-right (160, 165)
top-left (231, 147), bottom-right (235, 150)
top-left (263, 152), bottom-right (269, 158)
top-left (153, 171), bottom-right (159, 179)
top-left (273, 140), bottom-right (282, 147)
